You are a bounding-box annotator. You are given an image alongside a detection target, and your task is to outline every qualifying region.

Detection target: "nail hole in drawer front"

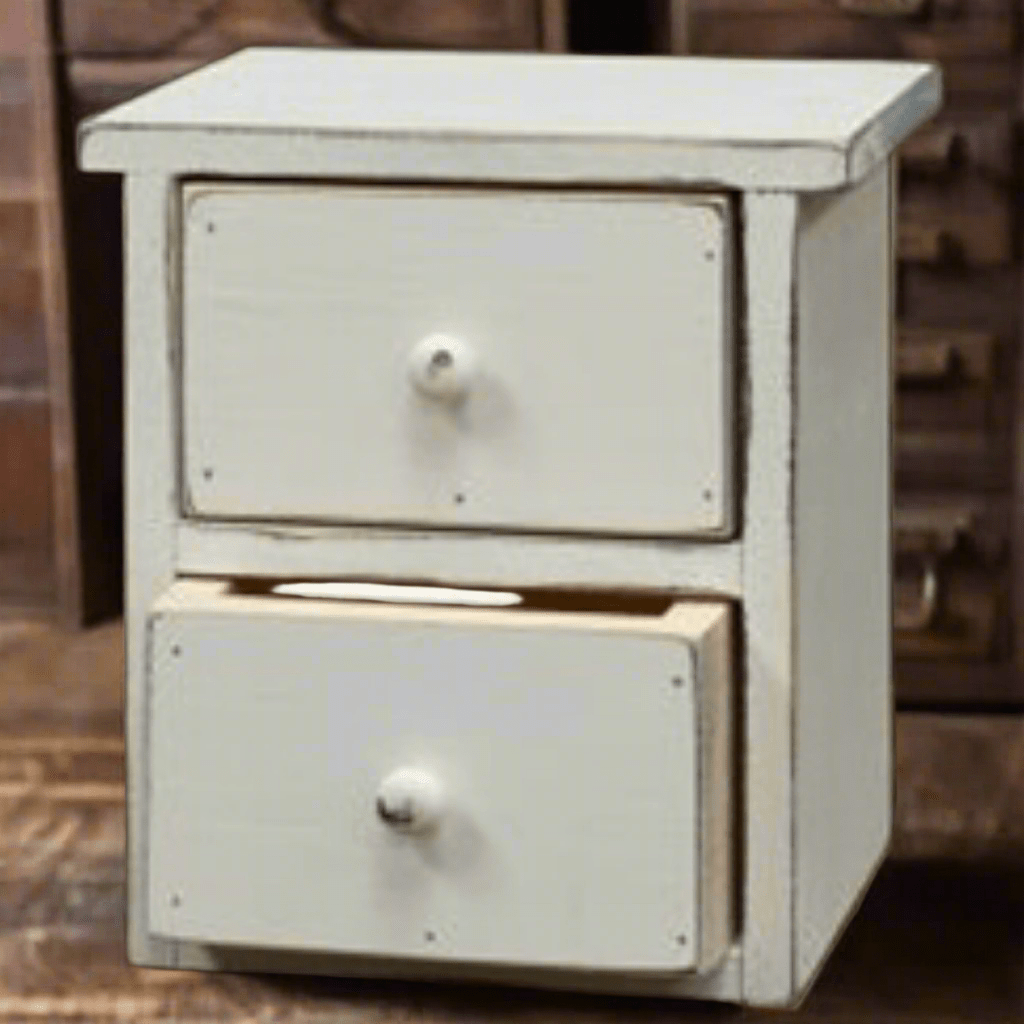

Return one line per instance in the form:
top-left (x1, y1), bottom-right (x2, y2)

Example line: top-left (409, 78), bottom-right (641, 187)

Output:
top-left (147, 579), bottom-right (732, 972)
top-left (181, 183), bottom-right (734, 538)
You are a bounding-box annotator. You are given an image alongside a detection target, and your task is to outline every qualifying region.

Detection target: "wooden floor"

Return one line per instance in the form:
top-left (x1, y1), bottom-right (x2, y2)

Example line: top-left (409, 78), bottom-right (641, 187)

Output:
top-left (0, 619), bottom-right (1022, 1022)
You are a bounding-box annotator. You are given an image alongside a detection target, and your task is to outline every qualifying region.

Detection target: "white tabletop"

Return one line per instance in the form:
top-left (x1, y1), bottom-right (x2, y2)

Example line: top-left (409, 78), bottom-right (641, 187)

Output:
top-left (80, 48), bottom-right (941, 190)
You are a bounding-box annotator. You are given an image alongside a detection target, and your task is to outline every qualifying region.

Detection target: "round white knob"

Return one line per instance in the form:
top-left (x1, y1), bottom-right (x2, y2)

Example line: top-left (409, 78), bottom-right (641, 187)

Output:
top-left (375, 767), bottom-right (445, 834)
top-left (408, 334), bottom-right (477, 402)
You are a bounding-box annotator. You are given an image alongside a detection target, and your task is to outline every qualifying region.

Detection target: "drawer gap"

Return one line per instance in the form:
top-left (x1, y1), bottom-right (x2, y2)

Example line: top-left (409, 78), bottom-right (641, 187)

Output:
top-left (227, 578), bottom-right (677, 617)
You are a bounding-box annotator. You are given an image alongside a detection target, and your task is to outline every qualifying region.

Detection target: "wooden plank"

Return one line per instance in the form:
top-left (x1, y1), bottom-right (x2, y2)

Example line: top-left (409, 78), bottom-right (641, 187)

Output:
top-left (900, 111), bottom-right (1014, 180)
top-left (59, 0), bottom-right (337, 56)
top-left (78, 50), bottom-right (941, 190)
top-left (0, 271), bottom-right (46, 387)
top-left (896, 428), bottom-right (1011, 488)
top-left (689, 11), bottom-right (1015, 59)
top-left (893, 714), bottom-right (1024, 859)
top-left (1013, 37), bottom-right (1024, 683)
top-left (898, 193), bottom-right (1013, 267)
top-left (900, 267), bottom-right (1019, 341)
top-left (665, 0), bottom-right (690, 51)
top-left (0, 550), bottom-right (55, 612)
top-left (793, 163), bottom-right (893, 995)
top-left (67, 57), bottom-right (204, 116)
top-left (0, 58), bottom-right (35, 195)
top-left (685, 9), bottom-right (1016, 98)
top-left (313, 0), bottom-right (542, 48)
top-left (177, 522), bottom-right (744, 597)
top-left (740, 191), bottom-right (798, 1005)
top-left (0, 201), bottom-right (39, 271)
top-left (59, 0), bottom-right (540, 56)
top-left (0, 398), bottom-right (53, 551)
top-left (540, 0), bottom-right (568, 51)
top-left (897, 326), bottom-right (996, 383)
top-left (896, 658), bottom-right (1024, 703)
top-left (689, 0), bottom-right (1010, 12)
top-left (0, 4), bottom-right (31, 54)
top-left (26, 0), bottom-right (81, 626)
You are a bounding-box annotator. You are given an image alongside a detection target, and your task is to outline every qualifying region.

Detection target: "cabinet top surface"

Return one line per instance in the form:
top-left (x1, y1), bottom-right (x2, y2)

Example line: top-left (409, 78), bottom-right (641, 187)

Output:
top-left (79, 48), bottom-right (940, 190)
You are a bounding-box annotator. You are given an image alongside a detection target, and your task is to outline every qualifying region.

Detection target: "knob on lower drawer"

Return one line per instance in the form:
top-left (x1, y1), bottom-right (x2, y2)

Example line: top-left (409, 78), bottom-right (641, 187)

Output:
top-left (376, 767), bottom-right (445, 833)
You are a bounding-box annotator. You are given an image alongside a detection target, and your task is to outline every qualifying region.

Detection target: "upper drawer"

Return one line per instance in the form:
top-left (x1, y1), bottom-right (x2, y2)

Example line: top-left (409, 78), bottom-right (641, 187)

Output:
top-left (180, 184), bottom-right (733, 537)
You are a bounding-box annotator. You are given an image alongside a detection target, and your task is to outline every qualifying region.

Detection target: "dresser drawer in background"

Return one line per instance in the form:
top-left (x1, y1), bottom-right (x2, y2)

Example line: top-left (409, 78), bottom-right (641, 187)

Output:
top-left (180, 183), bottom-right (734, 538)
top-left (687, 0), bottom-right (1015, 100)
top-left (899, 110), bottom-right (1014, 181)
top-left (894, 496), bottom-right (1010, 663)
top-left (896, 326), bottom-right (998, 430)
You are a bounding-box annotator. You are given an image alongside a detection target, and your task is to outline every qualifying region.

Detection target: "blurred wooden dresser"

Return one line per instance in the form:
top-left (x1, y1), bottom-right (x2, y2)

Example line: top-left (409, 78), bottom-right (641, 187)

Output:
top-left (0, 1), bottom-right (78, 621)
top-left (686, 0), bottom-right (1024, 706)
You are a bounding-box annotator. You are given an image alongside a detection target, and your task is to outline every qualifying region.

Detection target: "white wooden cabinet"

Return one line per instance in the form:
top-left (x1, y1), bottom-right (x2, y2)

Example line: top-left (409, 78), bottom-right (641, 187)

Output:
top-left (79, 48), bottom-right (940, 1007)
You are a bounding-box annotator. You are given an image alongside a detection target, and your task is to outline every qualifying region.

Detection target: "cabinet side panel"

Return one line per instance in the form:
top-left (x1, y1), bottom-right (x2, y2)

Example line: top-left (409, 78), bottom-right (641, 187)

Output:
top-left (794, 162), bottom-right (893, 994)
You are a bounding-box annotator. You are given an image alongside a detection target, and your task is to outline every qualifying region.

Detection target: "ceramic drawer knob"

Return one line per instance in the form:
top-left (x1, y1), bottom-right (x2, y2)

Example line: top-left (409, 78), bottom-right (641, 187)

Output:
top-left (376, 766), bottom-right (445, 833)
top-left (408, 333), bottom-right (477, 402)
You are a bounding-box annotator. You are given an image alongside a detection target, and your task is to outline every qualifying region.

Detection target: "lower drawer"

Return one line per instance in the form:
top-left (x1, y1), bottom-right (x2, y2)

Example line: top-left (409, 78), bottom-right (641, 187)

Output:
top-left (145, 580), bottom-right (733, 974)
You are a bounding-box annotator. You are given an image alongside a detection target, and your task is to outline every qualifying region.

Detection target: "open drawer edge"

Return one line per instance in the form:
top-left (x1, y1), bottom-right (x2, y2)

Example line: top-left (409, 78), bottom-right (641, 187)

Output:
top-left (144, 579), bottom-right (734, 975)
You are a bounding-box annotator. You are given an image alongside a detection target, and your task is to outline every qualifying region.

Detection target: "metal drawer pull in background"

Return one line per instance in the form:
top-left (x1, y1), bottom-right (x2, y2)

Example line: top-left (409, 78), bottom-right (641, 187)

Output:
top-left (894, 556), bottom-right (941, 632)
top-left (270, 581), bottom-right (523, 608)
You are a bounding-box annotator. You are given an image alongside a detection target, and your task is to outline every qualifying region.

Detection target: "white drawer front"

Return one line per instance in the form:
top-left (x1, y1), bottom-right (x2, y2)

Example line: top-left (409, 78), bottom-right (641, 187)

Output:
top-left (146, 582), bottom-right (732, 973)
top-left (181, 184), bottom-right (732, 536)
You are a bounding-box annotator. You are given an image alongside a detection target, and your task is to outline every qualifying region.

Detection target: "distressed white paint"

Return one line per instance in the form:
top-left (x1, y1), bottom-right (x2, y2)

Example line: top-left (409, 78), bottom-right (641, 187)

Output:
top-left (148, 581), bottom-right (733, 974)
top-left (122, 175), bottom-right (179, 970)
top-left (176, 522), bottom-right (746, 597)
top-left (87, 52), bottom-right (939, 1008)
top-left (182, 184), bottom-right (733, 536)
top-left (793, 162), bottom-right (894, 996)
top-left (79, 49), bottom-right (940, 191)
top-left (739, 192), bottom-right (798, 1005)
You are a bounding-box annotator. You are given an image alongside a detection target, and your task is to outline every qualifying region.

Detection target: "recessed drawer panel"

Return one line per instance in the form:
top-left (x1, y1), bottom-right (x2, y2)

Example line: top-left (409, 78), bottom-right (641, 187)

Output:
top-left (146, 581), bottom-right (732, 973)
top-left (181, 184), bottom-right (733, 536)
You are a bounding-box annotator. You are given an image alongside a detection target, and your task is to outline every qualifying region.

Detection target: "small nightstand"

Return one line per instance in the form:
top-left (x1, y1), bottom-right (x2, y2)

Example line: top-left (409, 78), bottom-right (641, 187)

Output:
top-left (79, 48), bottom-right (939, 1007)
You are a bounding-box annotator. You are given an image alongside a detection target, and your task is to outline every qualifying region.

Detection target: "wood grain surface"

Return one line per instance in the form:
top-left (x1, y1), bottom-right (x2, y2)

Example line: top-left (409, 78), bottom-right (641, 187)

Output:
top-left (0, 619), bottom-right (1021, 1022)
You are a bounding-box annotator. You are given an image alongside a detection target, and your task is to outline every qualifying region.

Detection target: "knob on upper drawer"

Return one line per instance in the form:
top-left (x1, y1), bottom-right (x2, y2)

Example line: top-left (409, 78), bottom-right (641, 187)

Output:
top-left (408, 334), bottom-right (477, 403)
